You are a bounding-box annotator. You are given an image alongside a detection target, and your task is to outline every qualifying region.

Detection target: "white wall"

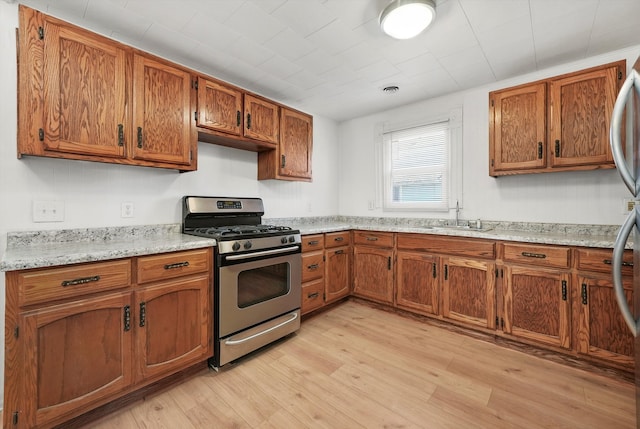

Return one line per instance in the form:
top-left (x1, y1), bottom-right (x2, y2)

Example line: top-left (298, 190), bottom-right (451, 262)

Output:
top-left (0, 1), bottom-right (339, 409)
top-left (339, 45), bottom-right (640, 226)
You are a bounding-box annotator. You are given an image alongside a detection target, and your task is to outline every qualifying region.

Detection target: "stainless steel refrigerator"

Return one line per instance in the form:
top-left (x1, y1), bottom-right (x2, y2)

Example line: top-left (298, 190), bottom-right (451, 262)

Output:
top-left (611, 56), bottom-right (640, 428)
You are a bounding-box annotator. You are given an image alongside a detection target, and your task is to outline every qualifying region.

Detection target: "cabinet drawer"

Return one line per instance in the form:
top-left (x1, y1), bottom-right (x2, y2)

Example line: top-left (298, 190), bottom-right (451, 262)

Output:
top-left (576, 248), bottom-right (633, 276)
top-left (302, 234), bottom-right (325, 252)
top-left (503, 243), bottom-right (570, 268)
top-left (353, 231), bottom-right (394, 248)
top-left (302, 251), bottom-right (324, 282)
top-left (137, 248), bottom-right (211, 284)
top-left (302, 278), bottom-right (325, 314)
top-left (325, 231), bottom-right (351, 248)
top-left (16, 259), bottom-right (132, 306)
top-left (398, 233), bottom-right (495, 259)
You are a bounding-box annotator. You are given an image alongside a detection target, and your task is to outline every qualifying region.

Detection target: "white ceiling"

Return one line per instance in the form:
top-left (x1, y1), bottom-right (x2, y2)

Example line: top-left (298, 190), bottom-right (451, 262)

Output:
top-left (16, 0), bottom-right (640, 121)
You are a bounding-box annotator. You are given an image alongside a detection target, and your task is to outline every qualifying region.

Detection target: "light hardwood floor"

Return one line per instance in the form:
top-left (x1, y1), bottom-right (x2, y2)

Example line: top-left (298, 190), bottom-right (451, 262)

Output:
top-left (85, 301), bottom-right (635, 429)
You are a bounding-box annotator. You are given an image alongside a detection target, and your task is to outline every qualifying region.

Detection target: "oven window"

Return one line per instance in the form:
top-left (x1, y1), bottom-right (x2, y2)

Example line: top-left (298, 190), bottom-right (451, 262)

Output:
top-left (237, 262), bottom-right (290, 308)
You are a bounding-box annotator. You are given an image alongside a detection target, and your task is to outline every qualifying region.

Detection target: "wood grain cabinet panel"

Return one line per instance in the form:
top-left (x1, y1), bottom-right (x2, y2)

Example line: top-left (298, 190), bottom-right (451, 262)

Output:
top-left (503, 266), bottom-right (571, 349)
top-left (325, 231), bottom-right (350, 249)
top-left (302, 251), bottom-right (324, 283)
top-left (20, 292), bottom-right (133, 428)
top-left (325, 246), bottom-right (350, 303)
top-left (353, 245), bottom-right (394, 304)
top-left (575, 247), bottom-right (634, 277)
top-left (18, 6), bottom-right (197, 171)
top-left (396, 251), bottom-right (439, 316)
top-left (489, 82), bottom-right (546, 174)
top-left (136, 249), bottom-right (210, 285)
top-left (503, 242), bottom-right (570, 269)
top-left (42, 22), bottom-right (127, 158)
top-left (302, 234), bottom-right (325, 253)
top-left (196, 78), bottom-right (242, 136)
top-left (441, 257), bottom-right (495, 329)
top-left (244, 94), bottom-right (279, 144)
top-left (302, 278), bottom-right (325, 315)
top-left (489, 60), bottom-right (625, 176)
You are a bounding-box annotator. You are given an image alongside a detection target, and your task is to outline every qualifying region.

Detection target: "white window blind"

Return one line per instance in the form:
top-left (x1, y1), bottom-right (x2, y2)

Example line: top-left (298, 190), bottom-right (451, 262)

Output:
top-left (383, 121), bottom-right (449, 210)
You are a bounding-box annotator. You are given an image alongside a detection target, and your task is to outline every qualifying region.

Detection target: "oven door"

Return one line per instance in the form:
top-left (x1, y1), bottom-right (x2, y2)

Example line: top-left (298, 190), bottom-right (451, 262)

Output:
top-left (218, 246), bottom-right (301, 339)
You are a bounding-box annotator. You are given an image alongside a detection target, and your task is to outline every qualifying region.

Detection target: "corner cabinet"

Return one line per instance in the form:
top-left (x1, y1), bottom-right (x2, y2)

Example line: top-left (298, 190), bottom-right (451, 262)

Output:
top-left (489, 60), bottom-right (625, 176)
top-left (4, 248), bottom-right (213, 429)
top-left (17, 6), bottom-right (196, 172)
top-left (258, 107), bottom-right (313, 181)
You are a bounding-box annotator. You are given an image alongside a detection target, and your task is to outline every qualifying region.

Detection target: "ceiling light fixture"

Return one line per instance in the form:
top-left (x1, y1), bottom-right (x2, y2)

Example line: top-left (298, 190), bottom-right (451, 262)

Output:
top-left (379, 0), bottom-right (436, 40)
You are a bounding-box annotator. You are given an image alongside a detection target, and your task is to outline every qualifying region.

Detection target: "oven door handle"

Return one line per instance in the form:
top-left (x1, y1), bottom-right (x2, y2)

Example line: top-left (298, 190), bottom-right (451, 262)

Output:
top-left (224, 312), bottom-right (299, 346)
top-left (223, 246), bottom-right (300, 261)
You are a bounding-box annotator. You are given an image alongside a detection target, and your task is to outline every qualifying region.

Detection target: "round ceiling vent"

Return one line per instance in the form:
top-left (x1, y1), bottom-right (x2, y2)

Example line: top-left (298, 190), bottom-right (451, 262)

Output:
top-left (382, 85), bottom-right (400, 94)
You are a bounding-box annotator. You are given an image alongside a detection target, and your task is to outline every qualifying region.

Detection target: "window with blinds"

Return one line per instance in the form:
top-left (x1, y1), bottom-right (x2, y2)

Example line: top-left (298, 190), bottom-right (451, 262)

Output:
top-left (383, 121), bottom-right (449, 210)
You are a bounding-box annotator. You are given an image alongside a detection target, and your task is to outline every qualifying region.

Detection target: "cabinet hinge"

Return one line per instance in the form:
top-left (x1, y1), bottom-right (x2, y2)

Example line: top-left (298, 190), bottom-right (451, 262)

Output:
top-left (13, 325), bottom-right (19, 339)
top-left (38, 26), bottom-right (44, 40)
top-left (12, 411), bottom-right (18, 425)
top-left (38, 128), bottom-right (44, 141)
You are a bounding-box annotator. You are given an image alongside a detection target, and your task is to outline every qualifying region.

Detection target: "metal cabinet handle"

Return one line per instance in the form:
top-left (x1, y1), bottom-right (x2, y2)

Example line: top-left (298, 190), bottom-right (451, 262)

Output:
top-left (308, 263), bottom-right (319, 270)
top-left (561, 280), bottom-right (567, 301)
top-left (612, 209), bottom-right (638, 336)
top-left (335, 250), bottom-right (345, 255)
top-left (603, 259), bottom-right (633, 267)
top-left (307, 292), bottom-right (319, 299)
top-left (308, 240), bottom-right (319, 245)
top-left (246, 113), bottom-right (252, 129)
top-left (281, 155), bottom-right (286, 168)
top-left (366, 237), bottom-right (378, 241)
top-left (334, 236), bottom-right (344, 242)
top-left (581, 283), bottom-right (588, 305)
top-left (139, 302), bottom-right (146, 327)
top-left (61, 275), bottom-right (100, 287)
top-left (164, 261), bottom-right (189, 270)
top-left (137, 127), bottom-right (143, 148)
top-left (236, 110), bottom-right (241, 127)
top-left (521, 251), bottom-right (546, 259)
top-left (123, 305), bottom-right (131, 332)
top-left (117, 124), bottom-right (124, 147)
top-left (537, 142), bottom-right (543, 159)
top-left (554, 140), bottom-right (560, 157)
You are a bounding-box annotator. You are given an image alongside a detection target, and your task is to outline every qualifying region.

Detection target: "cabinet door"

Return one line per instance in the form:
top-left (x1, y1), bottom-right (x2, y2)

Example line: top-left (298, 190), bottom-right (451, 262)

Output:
top-left (279, 108), bottom-right (312, 179)
top-left (134, 274), bottom-right (211, 382)
top-left (353, 246), bottom-right (394, 304)
top-left (577, 275), bottom-right (633, 367)
top-left (43, 20), bottom-right (127, 158)
top-left (325, 246), bottom-right (350, 304)
top-left (132, 54), bottom-right (192, 166)
top-left (244, 94), bottom-right (279, 144)
top-left (503, 266), bottom-right (571, 349)
top-left (548, 64), bottom-right (619, 168)
top-left (489, 82), bottom-right (546, 174)
top-left (396, 251), bottom-right (438, 316)
top-left (21, 292), bottom-right (133, 428)
top-left (441, 257), bottom-right (495, 329)
top-left (196, 78), bottom-right (242, 136)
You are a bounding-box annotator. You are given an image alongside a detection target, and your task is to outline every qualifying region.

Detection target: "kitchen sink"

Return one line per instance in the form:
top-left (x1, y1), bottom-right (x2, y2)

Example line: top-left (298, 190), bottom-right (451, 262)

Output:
top-left (432, 225), bottom-right (493, 232)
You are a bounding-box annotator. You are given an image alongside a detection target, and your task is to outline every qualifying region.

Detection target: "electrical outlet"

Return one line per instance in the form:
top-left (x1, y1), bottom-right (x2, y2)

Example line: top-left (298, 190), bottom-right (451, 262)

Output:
top-left (622, 198), bottom-right (637, 214)
top-left (121, 202), bottom-right (135, 218)
top-left (33, 200), bottom-right (65, 222)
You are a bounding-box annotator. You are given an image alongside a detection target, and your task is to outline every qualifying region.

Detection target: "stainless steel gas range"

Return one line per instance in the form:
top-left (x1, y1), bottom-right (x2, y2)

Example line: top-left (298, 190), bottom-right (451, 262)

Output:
top-left (182, 196), bottom-right (301, 367)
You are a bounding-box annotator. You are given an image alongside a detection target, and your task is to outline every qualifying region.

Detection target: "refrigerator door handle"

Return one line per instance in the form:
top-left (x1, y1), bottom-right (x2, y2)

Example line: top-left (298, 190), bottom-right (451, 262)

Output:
top-left (612, 208), bottom-right (638, 337)
top-left (610, 69), bottom-right (640, 197)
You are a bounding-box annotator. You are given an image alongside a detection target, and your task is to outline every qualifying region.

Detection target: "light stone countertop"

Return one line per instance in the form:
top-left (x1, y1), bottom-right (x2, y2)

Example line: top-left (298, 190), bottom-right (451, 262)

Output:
top-left (1, 218), bottom-right (630, 272)
top-left (0, 224), bottom-right (216, 272)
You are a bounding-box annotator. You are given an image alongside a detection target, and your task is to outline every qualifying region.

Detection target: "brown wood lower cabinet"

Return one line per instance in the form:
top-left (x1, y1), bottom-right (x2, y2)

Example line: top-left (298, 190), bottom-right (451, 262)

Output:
top-left (441, 257), bottom-right (496, 329)
top-left (396, 251), bottom-right (439, 316)
top-left (4, 248), bottom-right (213, 429)
top-left (325, 245), bottom-right (350, 304)
top-left (502, 265), bottom-right (571, 349)
top-left (352, 231), bottom-right (395, 304)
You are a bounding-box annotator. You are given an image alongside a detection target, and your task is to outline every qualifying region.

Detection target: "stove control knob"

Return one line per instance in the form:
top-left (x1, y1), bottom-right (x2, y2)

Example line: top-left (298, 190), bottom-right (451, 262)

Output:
top-left (288, 236), bottom-right (296, 243)
top-left (244, 241), bottom-right (252, 250)
top-left (281, 237), bottom-right (288, 244)
top-left (232, 242), bottom-right (241, 252)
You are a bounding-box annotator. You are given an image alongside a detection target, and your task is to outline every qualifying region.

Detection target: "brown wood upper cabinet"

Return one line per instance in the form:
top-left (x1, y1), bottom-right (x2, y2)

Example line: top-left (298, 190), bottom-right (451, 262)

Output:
top-left (489, 60), bottom-right (625, 176)
top-left (17, 6), bottom-right (196, 172)
top-left (258, 107), bottom-right (313, 181)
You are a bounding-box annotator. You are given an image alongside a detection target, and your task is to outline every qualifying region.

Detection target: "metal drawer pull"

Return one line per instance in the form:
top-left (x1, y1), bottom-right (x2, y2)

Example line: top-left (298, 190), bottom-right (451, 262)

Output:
top-left (521, 252), bottom-right (546, 259)
top-left (164, 261), bottom-right (189, 270)
top-left (308, 240), bottom-right (319, 245)
top-left (603, 259), bottom-right (633, 267)
top-left (61, 275), bottom-right (100, 287)
top-left (334, 236), bottom-right (344, 242)
top-left (139, 302), bottom-right (146, 327)
top-left (308, 292), bottom-right (319, 299)
top-left (308, 263), bottom-right (319, 270)
top-left (366, 237), bottom-right (378, 241)
top-left (335, 250), bottom-right (345, 255)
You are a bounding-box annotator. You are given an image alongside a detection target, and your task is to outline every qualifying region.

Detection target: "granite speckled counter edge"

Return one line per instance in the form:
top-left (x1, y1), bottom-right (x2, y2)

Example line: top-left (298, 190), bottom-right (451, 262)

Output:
top-left (0, 224), bottom-right (216, 272)
top-left (1, 217), bottom-right (630, 272)
top-left (264, 216), bottom-right (629, 250)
